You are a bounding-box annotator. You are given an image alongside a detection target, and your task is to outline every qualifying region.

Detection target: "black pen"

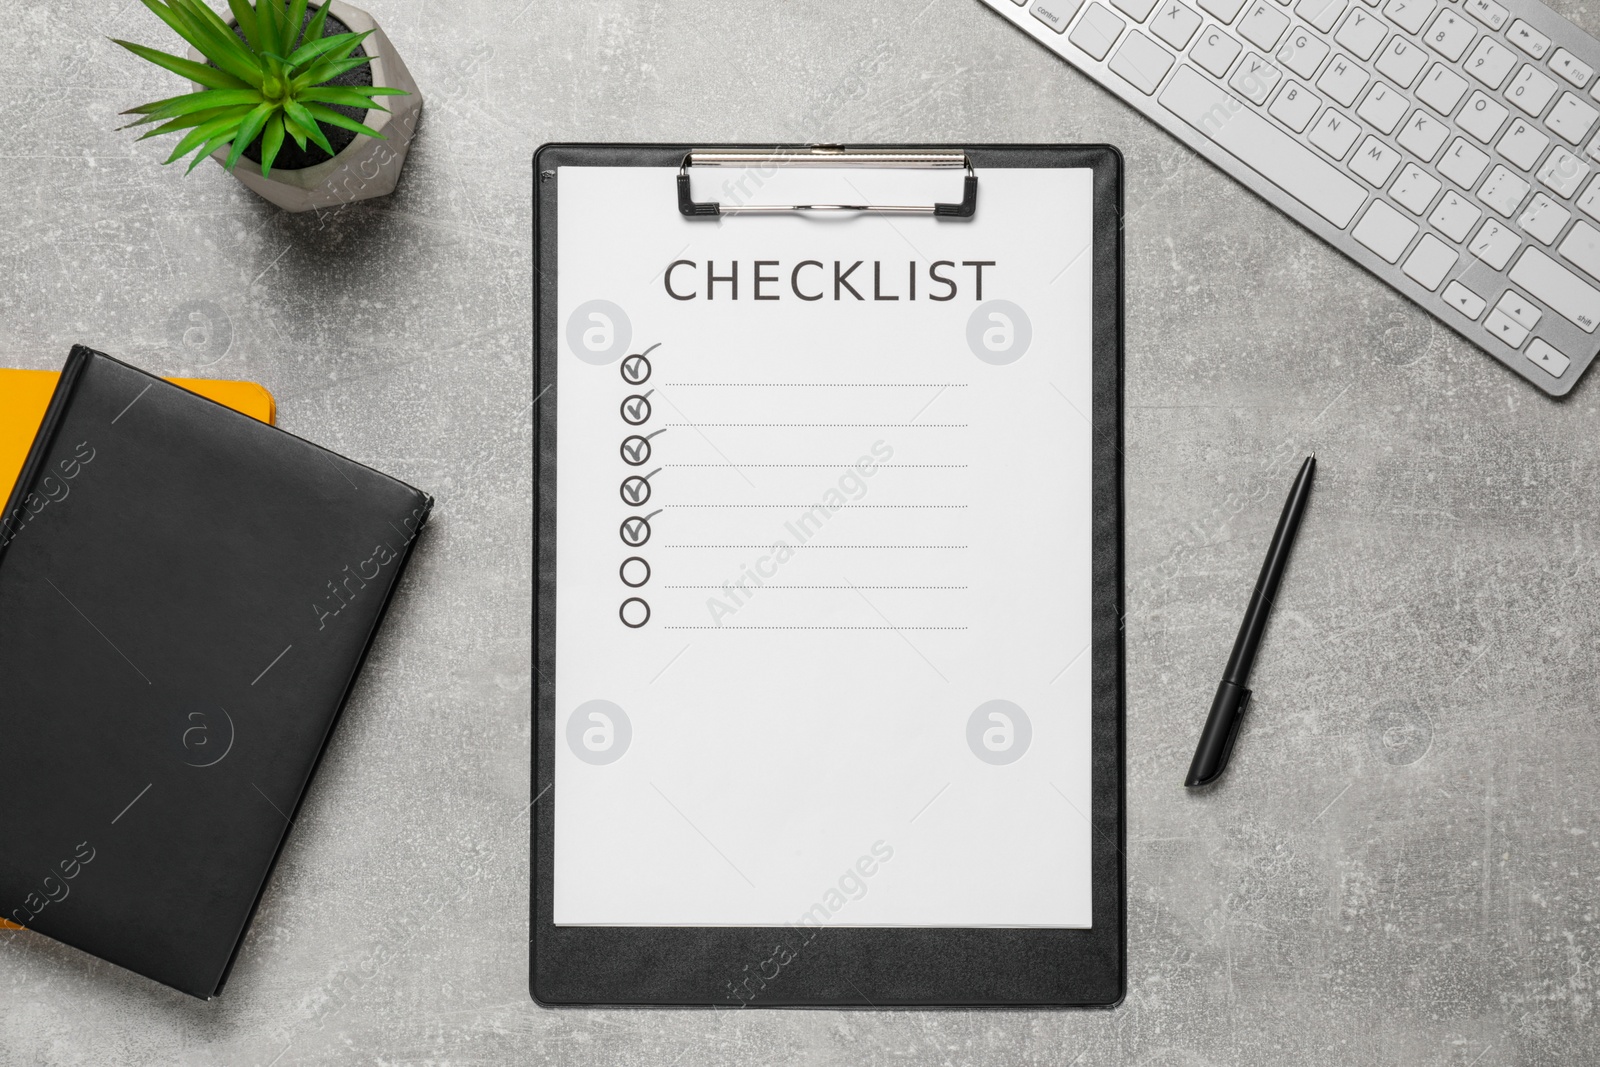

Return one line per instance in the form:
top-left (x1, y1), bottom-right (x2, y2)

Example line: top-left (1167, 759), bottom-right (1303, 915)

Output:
top-left (1185, 454), bottom-right (1316, 788)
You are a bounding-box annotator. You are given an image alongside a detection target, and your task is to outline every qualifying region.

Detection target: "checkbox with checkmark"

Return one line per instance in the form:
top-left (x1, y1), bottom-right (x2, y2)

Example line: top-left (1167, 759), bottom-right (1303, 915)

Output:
top-left (620, 391), bottom-right (653, 426)
top-left (619, 509), bottom-right (661, 547)
top-left (620, 429), bottom-right (665, 466)
top-left (620, 469), bottom-right (660, 506)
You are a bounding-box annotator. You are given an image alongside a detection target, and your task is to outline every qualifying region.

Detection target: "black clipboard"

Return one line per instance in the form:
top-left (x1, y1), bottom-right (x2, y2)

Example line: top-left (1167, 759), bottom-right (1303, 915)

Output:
top-left (532, 143), bottom-right (1124, 1008)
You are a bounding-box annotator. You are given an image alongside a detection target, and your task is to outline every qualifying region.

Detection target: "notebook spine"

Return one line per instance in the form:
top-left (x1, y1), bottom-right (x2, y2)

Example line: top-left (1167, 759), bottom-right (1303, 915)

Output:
top-left (0, 346), bottom-right (93, 563)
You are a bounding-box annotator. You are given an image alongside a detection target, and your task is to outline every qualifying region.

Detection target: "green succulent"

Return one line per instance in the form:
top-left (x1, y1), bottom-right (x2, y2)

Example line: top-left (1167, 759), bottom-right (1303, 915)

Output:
top-left (115, 0), bottom-right (409, 176)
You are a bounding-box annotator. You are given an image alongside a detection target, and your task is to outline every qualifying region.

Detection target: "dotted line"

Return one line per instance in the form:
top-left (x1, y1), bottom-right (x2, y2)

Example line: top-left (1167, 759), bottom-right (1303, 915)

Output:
top-left (665, 544), bottom-right (968, 549)
top-left (663, 423), bottom-right (967, 428)
top-left (667, 585), bottom-right (968, 589)
top-left (664, 626), bottom-right (968, 630)
top-left (668, 508), bottom-right (966, 511)
top-left (665, 464), bottom-right (968, 468)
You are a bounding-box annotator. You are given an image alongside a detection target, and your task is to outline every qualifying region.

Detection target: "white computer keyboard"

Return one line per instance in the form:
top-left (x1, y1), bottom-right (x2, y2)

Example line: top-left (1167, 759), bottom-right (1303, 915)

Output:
top-left (980, 0), bottom-right (1600, 395)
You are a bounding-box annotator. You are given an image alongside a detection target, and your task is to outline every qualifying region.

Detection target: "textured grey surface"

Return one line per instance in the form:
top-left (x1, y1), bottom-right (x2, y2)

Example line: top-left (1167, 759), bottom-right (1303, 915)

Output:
top-left (2, 0), bottom-right (1597, 1064)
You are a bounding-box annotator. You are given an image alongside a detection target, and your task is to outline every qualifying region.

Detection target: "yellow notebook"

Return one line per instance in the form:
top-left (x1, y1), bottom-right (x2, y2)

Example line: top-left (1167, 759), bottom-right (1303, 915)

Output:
top-left (0, 369), bottom-right (275, 505)
top-left (0, 370), bottom-right (273, 932)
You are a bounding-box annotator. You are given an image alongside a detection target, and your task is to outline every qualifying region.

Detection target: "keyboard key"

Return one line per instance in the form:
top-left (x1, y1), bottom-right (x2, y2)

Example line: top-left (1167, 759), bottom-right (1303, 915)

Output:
top-left (1580, 176), bottom-right (1600, 218)
top-left (1519, 192), bottom-right (1571, 243)
top-left (1229, 52), bottom-right (1281, 101)
top-left (1238, 1), bottom-right (1288, 48)
top-left (1375, 36), bottom-right (1428, 87)
top-left (1506, 65), bottom-right (1558, 117)
top-left (1309, 106), bottom-right (1363, 158)
top-left (1557, 219), bottom-right (1600, 281)
top-left (1443, 280), bottom-right (1488, 318)
top-left (1526, 338), bottom-right (1573, 376)
top-left (1382, 0), bottom-right (1434, 34)
top-left (1350, 135), bottom-right (1403, 184)
top-left (1110, 30), bottom-right (1176, 92)
top-left (1334, 8), bottom-right (1387, 61)
top-left (1496, 118), bottom-right (1549, 170)
top-left (1477, 166), bottom-right (1530, 216)
top-left (1484, 308), bottom-right (1531, 346)
top-left (1550, 49), bottom-right (1594, 89)
top-left (1457, 91), bottom-right (1508, 143)
top-left (1353, 200), bottom-right (1419, 261)
top-left (1071, 4), bottom-right (1129, 60)
top-left (1159, 66), bottom-right (1368, 226)
top-left (1431, 190), bottom-right (1483, 241)
top-left (1397, 109), bottom-right (1450, 160)
top-left (1193, 27), bottom-right (1244, 75)
top-left (1391, 162), bottom-right (1442, 213)
top-left (1357, 81), bottom-right (1408, 133)
top-left (1538, 146), bottom-right (1590, 198)
top-left (1506, 20), bottom-right (1551, 60)
top-left (1439, 138), bottom-right (1491, 187)
top-left (1467, 217), bottom-right (1520, 268)
top-left (1463, 37), bottom-right (1516, 90)
top-left (1031, 0), bottom-right (1085, 31)
top-left (1112, 0), bottom-right (1161, 19)
top-left (1462, 0), bottom-right (1507, 30)
top-left (1277, 28), bottom-right (1329, 78)
top-left (1417, 64), bottom-right (1469, 114)
top-left (1295, 0), bottom-right (1346, 33)
top-left (1547, 93), bottom-right (1599, 144)
top-left (1318, 53), bottom-right (1369, 106)
top-left (1403, 233), bottom-right (1459, 289)
top-left (1198, 0), bottom-right (1247, 22)
top-left (1423, 10), bottom-right (1475, 63)
top-left (1510, 247), bottom-right (1600, 330)
top-left (1152, 0), bottom-right (1204, 47)
top-left (1495, 289), bottom-right (1543, 329)
top-left (1268, 80), bottom-right (1322, 130)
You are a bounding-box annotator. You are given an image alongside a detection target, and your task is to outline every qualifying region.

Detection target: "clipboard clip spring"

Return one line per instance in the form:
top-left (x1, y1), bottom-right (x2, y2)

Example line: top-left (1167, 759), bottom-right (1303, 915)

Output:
top-left (677, 148), bottom-right (977, 219)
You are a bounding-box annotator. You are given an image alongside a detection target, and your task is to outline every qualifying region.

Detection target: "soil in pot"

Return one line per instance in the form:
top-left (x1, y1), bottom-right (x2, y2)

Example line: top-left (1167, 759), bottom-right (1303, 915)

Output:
top-left (226, 5), bottom-right (373, 172)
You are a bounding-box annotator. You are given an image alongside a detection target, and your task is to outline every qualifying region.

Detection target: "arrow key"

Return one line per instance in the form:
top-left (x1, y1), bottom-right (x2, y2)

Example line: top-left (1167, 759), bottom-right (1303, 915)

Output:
top-left (1484, 308), bottom-right (1531, 347)
top-left (1442, 280), bottom-right (1486, 320)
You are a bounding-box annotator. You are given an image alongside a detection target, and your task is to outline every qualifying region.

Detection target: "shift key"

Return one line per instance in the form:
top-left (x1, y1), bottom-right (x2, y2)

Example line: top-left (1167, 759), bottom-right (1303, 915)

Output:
top-left (1510, 248), bottom-right (1600, 332)
top-left (1159, 65), bottom-right (1366, 228)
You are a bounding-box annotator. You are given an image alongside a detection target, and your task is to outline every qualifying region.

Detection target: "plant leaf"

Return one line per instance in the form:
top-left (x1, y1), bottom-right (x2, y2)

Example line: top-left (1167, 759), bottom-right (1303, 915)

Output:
top-left (285, 0), bottom-right (309, 54)
top-left (260, 113), bottom-right (286, 176)
top-left (283, 113), bottom-right (309, 151)
top-left (133, 0), bottom-right (211, 54)
top-left (291, 55), bottom-right (372, 90)
top-left (226, 0), bottom-right (261, 51)
top-left (304, 0), bottom-right (330, 48)
top-left (123, 88), bottom-right (263, 127)
top-left (287, 29), bottom-right (371, 72)
top-left (301, 101), bottom-right (384, 140)
top-left (257, 0), bottom-right (282, 58)
top-left (298, 85), bottom-right (390, 111)
top-left (163, 110), bottom-right (251, 165)
top-left (224, 102), bottom-right (276, 169)
top-left (112, 39), bottom-right (252, 91)
top-left (187, 129), bottom-right (241, 173)
top-left (134, 105), bottom-right (248, 140)
top-left (160, 0), bottom-right (263, 85)
top-left (283, 99), bottom-right (335, 156)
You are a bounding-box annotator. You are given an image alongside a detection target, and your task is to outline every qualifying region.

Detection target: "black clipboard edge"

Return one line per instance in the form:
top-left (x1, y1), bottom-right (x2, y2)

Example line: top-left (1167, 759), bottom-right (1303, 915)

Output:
top-left (531, 144), bottom-right (1124, 1009)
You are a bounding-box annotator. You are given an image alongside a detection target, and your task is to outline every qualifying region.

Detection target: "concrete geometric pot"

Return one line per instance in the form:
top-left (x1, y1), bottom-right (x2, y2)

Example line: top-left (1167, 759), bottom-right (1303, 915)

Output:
top-left (187, 1), bottom-right (423, 213)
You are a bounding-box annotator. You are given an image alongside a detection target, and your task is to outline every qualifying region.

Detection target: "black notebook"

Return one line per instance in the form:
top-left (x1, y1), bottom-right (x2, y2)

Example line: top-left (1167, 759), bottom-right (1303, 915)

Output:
top-left (0, 346), bottom-right (431, 998)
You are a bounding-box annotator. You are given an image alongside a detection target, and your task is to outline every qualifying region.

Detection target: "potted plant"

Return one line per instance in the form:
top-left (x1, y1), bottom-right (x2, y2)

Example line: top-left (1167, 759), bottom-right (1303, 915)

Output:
top-left (116, 0), bottom-right (423, 212)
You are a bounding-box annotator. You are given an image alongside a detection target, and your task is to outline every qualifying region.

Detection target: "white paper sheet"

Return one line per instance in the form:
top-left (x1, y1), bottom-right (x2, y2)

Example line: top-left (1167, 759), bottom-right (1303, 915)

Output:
top-left (553, 164), bottom-right (1095, 927)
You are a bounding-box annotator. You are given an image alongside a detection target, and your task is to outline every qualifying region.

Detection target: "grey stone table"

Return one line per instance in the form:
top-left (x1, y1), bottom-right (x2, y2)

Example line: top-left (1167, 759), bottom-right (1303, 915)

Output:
top-left (3, 1), bottom-right (1597, 1064)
